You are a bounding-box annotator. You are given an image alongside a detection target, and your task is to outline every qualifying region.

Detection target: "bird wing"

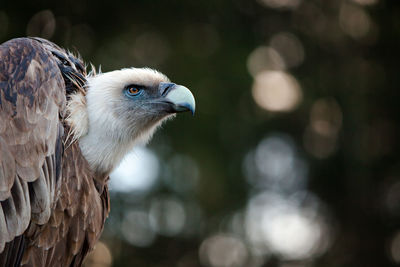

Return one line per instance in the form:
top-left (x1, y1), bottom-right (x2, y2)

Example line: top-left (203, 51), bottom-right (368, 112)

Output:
top-left (0, 38), bottom-right (66, 261)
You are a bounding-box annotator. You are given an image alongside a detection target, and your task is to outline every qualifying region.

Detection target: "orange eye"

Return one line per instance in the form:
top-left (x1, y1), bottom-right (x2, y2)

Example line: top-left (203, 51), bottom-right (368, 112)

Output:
top-left (129, 87), bottom-right (139, 94)
top-left (126, 86), bottom-right (141, 96)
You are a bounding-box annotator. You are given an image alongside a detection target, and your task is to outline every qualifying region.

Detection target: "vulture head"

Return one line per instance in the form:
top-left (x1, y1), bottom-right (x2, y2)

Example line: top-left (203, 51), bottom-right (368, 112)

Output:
top-left (67, 67), bottom-right (195, 175)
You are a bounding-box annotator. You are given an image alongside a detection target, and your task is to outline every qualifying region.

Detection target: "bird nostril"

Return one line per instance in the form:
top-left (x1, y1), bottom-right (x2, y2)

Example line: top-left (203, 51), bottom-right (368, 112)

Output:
top-left (160, 82), bottom-right (175, 96)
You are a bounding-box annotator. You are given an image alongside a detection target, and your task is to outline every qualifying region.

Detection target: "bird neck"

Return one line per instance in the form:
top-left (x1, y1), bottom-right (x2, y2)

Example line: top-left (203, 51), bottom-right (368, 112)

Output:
top-left (78, 126), bottom-right (136, 177)
top-left (66, 90), bottom-right (133, 176)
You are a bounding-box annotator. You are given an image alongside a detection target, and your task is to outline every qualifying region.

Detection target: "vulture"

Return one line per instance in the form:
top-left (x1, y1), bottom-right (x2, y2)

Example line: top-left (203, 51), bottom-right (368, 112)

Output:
top-left (0, 37), bottom-right (195, 266)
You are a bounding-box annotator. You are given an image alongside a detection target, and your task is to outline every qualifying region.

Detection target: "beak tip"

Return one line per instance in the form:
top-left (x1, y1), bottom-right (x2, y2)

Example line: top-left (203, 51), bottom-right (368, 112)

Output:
top-left (187, 103), bottom-right (195, 116)
top-left (186, 103), bottom-right (195, 116)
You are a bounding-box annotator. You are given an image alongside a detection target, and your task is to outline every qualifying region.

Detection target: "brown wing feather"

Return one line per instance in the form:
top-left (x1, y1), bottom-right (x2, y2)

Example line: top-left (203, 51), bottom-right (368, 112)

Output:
top-left (0, 38), bottom-right (110, 267)
top-left (0, 38), bottom-right (65, 255)
top-left (21, 140), bottom-right (109, 267)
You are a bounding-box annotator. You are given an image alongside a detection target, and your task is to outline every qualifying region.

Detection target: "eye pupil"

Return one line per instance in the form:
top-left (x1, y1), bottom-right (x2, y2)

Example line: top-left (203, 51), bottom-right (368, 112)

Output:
top-left (127, 86), bottom-right (141, 96)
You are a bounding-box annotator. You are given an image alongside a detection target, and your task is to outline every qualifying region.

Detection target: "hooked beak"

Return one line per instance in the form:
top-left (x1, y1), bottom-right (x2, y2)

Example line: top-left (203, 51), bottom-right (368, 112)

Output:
top-left (160, 82), bottom-right (196, 115)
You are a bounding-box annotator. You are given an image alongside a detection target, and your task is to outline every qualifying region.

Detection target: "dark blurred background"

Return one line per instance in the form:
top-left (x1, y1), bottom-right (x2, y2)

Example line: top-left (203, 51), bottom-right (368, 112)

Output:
top-left (2, 0), bottom-right (400, 266)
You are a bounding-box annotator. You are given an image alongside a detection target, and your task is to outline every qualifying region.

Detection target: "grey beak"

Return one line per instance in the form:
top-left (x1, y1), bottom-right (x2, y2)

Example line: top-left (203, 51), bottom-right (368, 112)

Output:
top-left (161, 83), bottom-right (196, 115)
